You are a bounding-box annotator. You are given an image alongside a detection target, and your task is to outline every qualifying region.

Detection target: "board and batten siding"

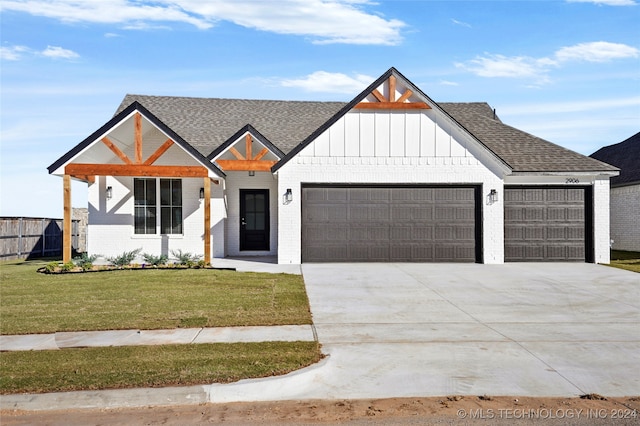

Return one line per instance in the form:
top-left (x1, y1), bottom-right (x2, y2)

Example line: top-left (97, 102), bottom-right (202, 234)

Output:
top-left (300, 110), bottom-right (469, 159)
top-left (277, 108), bottom-right (506, 265)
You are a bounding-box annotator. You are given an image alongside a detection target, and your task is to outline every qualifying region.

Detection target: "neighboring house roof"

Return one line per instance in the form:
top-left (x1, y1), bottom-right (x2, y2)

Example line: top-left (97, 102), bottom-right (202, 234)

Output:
top-left (110, 69), bottom-right (618, 175)
top-left (590, 131), bottom-right (640, 186)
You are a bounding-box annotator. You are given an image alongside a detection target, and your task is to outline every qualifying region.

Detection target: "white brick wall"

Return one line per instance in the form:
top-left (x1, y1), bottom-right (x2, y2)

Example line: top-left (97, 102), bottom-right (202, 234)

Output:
top-left (277, 156), bottom-right (504, 264)
top-left (610, 184), bottom-right (640, 252)
top-left (87, 175), bottom-right (223, 260)
top-left (593, 177), bottom-right (612, 264)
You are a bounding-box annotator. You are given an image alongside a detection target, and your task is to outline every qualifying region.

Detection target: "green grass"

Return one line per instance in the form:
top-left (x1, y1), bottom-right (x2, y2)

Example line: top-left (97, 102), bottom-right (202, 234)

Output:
top-left (609, 250), bottom-right (640, 273)
top-left (0, 342), bottom-right (322, 394)
top-left (0, 260), bottom-right (312, 335)
top-left (0, 259), bottom-right (321, 394)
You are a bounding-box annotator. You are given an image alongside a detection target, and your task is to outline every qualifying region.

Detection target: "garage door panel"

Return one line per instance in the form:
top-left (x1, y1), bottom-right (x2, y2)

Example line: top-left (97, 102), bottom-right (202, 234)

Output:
top-left (546, 226), bottom-right (567, 240)
top-left (567, 208), bottom-right (584, 220)
top-left (411, 207), bottom-right (433, 220)
top-left (504, 187), bottom-right (588, 262)
top-left (525, 208), bottom-right (545, 221)
top-left (455, 226), bottom-right (476, 240)
top-left (302, 186), bottom-right (478, 262)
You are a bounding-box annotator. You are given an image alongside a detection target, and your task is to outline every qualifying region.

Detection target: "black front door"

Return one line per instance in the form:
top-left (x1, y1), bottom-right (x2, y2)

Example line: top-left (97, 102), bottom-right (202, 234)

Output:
top-left (240, 189), bottom-right (270, 251)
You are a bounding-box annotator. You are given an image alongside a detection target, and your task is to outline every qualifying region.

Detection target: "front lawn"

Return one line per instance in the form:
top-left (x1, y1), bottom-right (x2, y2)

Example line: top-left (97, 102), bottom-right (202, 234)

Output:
top-left (0, 259), bottom-right (320, 394)
top-left (0, 342), bottom-right (321, 394)
top-left (0, 260), bottom-right (312, 335)
top-left (609, 250), bottom-right (640, 273)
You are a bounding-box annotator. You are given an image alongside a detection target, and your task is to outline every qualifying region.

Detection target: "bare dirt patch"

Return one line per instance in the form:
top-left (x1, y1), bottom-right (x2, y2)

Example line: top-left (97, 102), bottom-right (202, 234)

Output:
top-left (2, 396), bottom-right (639, 425)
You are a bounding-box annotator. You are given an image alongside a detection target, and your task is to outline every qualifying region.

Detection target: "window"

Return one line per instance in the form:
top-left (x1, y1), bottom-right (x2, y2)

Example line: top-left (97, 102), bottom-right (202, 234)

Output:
top-left (134, 178), bottom-right (156, 234)
top-left (134, 178), bottom-right (182, 235)
top-left (161, 179), bottom-right (182, 234)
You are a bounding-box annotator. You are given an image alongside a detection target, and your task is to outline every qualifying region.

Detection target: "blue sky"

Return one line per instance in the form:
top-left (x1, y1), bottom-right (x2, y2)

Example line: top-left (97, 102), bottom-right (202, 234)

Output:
top-left (1, 0), bottom-right (639, 218)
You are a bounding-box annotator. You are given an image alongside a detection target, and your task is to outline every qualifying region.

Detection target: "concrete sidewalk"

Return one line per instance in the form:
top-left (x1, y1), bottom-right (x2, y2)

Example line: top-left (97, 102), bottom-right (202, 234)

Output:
top-left (0, 325), bottom-right (315, 351)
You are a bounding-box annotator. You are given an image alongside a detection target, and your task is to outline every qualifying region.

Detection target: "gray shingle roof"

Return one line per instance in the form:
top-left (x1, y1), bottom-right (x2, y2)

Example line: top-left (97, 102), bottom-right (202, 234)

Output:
top-left (438, 102), bottom-right (618, 173)
top-left (116, 95), bottom-right (345, 156)
top-left (116, 95), bottom-right (618, 174)
top-left (590, 131), bottom-right (640, 186)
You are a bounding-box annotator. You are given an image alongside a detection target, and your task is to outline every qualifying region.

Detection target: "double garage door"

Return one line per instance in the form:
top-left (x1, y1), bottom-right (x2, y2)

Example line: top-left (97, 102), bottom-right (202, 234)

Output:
top-left (302, 186), bottom-right (481, 262)
top-left (301, 185), bottom-right (592, 263)
top-left (504, 186), bottom-right (592, 262)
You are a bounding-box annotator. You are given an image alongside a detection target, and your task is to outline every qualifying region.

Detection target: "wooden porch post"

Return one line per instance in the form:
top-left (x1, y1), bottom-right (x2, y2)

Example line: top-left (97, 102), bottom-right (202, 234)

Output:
top-left (63, 174), bottom-right (72, 263)
top-left (203, 177), bottom-right (211, 265)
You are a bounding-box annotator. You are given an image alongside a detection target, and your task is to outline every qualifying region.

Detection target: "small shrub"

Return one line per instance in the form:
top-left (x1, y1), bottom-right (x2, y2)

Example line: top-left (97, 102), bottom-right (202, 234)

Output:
top-left (60, 261), bottom-right (76, 272)
top-left (73, 253), bottom-right (99, 271)
top-left (143, 253), bottom-right (168, 266)
top-left (45, 261), bottom-right (59, 273)
top-left (171, 249), bottom-right (202, 267)
top-left (107, 248), bottom-right (142, 267)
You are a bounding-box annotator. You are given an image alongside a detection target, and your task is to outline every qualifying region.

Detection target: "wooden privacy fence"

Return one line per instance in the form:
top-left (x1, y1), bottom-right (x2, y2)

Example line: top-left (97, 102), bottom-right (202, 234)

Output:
top-left (0, 217), bottom-right (82, 261)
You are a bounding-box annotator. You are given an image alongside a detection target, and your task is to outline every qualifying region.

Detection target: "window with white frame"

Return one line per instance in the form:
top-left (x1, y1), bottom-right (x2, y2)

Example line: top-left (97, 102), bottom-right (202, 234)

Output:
top-left (134, 178), bottom-right (182, 234)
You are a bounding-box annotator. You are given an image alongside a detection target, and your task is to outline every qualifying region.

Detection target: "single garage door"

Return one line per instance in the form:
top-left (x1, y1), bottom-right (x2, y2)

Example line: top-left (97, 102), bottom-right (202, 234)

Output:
top-left (504, 186), bottom-right (593, 262)
top-left (302, 186), bottom-right (480, 262)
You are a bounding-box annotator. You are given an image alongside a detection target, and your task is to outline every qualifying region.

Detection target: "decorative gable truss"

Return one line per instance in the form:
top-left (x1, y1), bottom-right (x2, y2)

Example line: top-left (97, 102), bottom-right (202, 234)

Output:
top-left (355, 75), bottom-right (431, 110)
top-left (65, 112), bottom-right (213, 180)
top-left (48, 102), bottom-right (223, 264)
top-left (210, 125), bottom-right (284, 172)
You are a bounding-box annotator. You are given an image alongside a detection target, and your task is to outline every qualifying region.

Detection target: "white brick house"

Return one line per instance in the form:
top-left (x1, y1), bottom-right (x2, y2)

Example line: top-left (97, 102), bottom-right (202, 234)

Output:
top-left (49, 68), bottom-right (619, 264)
top-left (590, 132), bottom-right (640, 252)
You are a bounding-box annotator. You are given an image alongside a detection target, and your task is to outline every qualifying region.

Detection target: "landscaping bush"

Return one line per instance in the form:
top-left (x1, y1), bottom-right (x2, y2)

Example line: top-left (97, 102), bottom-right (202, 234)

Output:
top-left (171, 249), bottom-right (202, 267)
top-left (73, 253), bottom-right (99, 271)
top-left (107, 248), bottom-right (142, 267)
top-left (142, 253), bottom-right (168, 266)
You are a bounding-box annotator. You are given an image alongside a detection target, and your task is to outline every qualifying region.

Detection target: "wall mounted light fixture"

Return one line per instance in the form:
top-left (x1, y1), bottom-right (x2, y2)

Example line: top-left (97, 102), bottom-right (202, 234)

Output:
top-left (283, 188), bottom-right (293, 204)
top-left (199, 187), bottom-right (205, 199)
top-left (106, 186), bottom-right (113, 200)
top-left (489, 189), bottom-right (498, 203)
top-left (248, 171), bottom-right (255, 176)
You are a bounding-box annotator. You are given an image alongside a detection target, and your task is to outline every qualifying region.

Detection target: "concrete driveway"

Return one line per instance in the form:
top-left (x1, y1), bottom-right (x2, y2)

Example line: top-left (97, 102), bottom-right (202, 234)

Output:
top-left (212, 263), bottom-right (639, 401)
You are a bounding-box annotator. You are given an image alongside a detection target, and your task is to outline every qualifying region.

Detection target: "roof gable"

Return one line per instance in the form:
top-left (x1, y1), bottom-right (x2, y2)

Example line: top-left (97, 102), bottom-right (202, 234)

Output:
top-left (590, 131), bottom-right (639, 185)
top-left (48, 102), bottom-right (224, 178)
top-left (209, 125), bottom-right (284, 172)
top-left (273, 67), bottom-right (511, 173)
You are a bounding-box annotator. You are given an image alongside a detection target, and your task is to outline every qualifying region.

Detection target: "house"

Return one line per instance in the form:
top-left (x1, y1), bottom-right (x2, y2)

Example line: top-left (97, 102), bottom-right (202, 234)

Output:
top-left (590, 132), bottom-right (640, 252)
top-left (48, 67), bottom-right (619, 265)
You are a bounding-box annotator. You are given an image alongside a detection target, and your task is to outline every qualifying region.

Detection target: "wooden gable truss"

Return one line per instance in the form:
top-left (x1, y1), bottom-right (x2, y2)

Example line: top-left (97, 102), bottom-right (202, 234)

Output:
top-left (215, 133), bottom-right (279, 172)
top-left (60, 111), bottom-right (218, 264)
top-left (355, 75), bottom-right (431, 110)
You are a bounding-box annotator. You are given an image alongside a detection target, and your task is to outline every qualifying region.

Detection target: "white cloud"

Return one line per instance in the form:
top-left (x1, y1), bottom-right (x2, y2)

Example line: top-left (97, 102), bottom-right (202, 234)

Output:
top-left (555, 41), bottom-right (639, 63)
top-left (1, 0), bottom-right (405, 45)
top-left (439, 80), bottom-right (459, 86)
top-left (0, 45), bottom-right (31, 61)
top-left (451, 18), bottom-right (471, 28)
top-left (456, 41), bottom-right (638, 84)
top-left (41, 45), bottom-right (79, 59)
top-left (567, 0), bottom-right (637, 6)
top-left (0, 0), bottom-right (212, 29)
top-left (455, 54), bottom-right (555, 84)
top-left (0, 44), bottom-right (80, 60)
top-left (281, 71), bottom-right (374, 93)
